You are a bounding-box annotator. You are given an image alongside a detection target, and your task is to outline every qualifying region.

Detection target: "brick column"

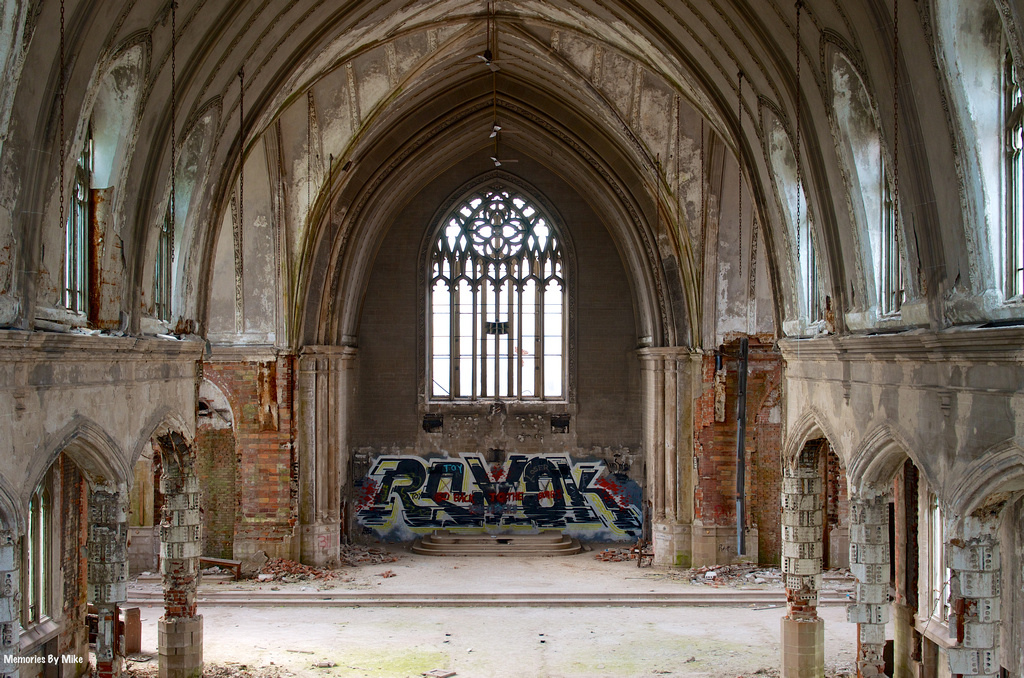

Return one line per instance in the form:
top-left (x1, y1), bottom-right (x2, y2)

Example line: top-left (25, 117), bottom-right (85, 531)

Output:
top-left (157, 432), bottom-right (203, 678)
top-left (88, 485), bottom-right (129, 678)
top-left (637, 348), bottom-right (700, 568)
top-left (846, 488), bottom-right (890, 678)
top-left (297, 346), bottom-right (355, 567)
top-left (780, 444), bottom-right (824, 678)
top-left (0, 530), bottom-right (19, 678)
top-left (946, 511), bottom-right (1001, 678)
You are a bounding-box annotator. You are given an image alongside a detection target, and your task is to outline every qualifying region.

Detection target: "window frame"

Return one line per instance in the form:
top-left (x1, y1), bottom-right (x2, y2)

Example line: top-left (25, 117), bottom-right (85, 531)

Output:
top-left (22, 466), bottom-right (56, 628)
top-left (420, 174), bottom-right (576, 407)
top-left (62, 127), bottom-right (93, 315)
top-left (1005, 50), bottom-right (1024, 299)
top-left (154, 201), bottom-right (174, 321)
top-left (878, 158), bottom-right (905, 316)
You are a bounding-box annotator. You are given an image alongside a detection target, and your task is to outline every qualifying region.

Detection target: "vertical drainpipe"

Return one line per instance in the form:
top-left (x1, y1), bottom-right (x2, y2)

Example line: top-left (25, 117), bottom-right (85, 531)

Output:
top-left (735, 337), bottom-right (749, 557)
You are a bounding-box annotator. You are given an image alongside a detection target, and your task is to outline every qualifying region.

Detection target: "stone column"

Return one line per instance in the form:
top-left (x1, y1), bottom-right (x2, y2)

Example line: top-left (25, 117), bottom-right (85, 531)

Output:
top-left (637, 348), bottom-right (700, 568)
top-left (780, 445), bottom-right (824, 678)
top-left (88, 485), bottom-right (129, 678)
top-left (0, 530), bottom-right (19, 678)
top-left (846, 488), bottom-right (891, 678)
top-left (157, 432), bottom-right (203, 678)
top-left (946, 510), bottom-right (1001, 678)
top-left (297, 346), bottom-right (356, 567)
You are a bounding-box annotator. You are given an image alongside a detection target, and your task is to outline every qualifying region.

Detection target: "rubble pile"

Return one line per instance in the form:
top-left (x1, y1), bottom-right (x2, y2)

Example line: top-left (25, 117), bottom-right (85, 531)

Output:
top-left (684, 564), bottom-right (782, 586)
top-left (594, 547), bottom-right (634, 562)
top-left (338, 543), bottom-right (400, 567)
top-left (257, 558), bottom-right (341, 582)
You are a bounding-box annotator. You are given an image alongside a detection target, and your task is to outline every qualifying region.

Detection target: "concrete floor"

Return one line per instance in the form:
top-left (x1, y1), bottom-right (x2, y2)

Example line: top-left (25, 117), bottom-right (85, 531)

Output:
top-left (128, 550), bottom-right (859, 678)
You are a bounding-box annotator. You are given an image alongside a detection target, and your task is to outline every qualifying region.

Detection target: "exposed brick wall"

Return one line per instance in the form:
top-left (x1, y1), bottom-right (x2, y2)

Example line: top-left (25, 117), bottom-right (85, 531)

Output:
top-left (201, 356), bottom-right (297, 557)
top-left (693, 336), bottom-right (783, 565)
top-left (195, 426), bottom-right (237, 558)
top-left (59, 456), bottom-right (88, 664)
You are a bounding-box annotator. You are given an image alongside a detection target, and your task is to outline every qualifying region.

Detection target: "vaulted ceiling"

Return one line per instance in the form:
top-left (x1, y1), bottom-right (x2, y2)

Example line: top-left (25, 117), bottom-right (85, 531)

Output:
top-left (1, 0), bottom-right (1020, 348)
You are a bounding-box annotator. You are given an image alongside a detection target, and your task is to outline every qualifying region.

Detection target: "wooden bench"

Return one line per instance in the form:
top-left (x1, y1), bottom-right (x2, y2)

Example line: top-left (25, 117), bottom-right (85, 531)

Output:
top-left (199, 556), bottom-right (242, 579)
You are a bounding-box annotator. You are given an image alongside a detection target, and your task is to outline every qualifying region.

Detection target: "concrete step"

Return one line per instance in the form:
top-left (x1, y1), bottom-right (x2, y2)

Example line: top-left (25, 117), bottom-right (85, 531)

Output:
top-left (126, 589), bottom-right (852, 608)
top-left (411, 529), bottom-right (584, 556)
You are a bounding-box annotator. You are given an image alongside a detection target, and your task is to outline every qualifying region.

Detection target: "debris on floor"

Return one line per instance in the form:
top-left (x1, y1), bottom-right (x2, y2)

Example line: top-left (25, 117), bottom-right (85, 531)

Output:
top-left (593, 547), bottom-right (633, 562)
top-left (125, 661), bottom-right (294, 678)
top-left (422, 670), bottom-right (456, 678)
top-left (339, 543), bottom-right (400, 567)
top-left (258, 558), bottom-right (340, 582)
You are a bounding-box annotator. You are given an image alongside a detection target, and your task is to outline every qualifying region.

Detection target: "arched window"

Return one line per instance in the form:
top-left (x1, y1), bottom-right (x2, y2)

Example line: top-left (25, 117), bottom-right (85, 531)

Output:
top-left (429, 183), bottom-right (565, 400)
top-left (62, 127), bottom-right (93, 314)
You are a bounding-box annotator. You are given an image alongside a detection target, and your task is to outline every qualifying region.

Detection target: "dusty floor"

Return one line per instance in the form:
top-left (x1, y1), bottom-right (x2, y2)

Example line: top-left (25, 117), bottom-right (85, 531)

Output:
top-left (126, 546), bottom-right (859, 678)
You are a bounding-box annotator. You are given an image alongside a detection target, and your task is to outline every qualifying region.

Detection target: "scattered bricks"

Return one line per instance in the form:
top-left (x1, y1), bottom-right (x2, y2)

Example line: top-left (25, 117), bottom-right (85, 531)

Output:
top-left (962, 621), bottom-right (997, 649)
top-left (782, 525), bottom-right (819, 542)
top-left (782, 541), bottom-right (822, 560)
top-left (850, 562), bottom-right (886, 585)
top-left (947, 648), bottom-right (981, 675)
top-left (782, 509), bottom-right (822, 527)
top-left (782, 557), bottom-right (819, 576)
top-left (854, 582), bottom-right (888, 604)
top-left (859, 623), bottom-right (885, 645)
top-left (849, 522), bottom-right (887, 544)
top-left (968, 597), bottom-right (1000, 624)
top-left (849, 542), bottom-right (889, 565)
top-left (947, 543), bottom-right (999, 571)
top-left (959, 571), bottom-right (999, 598)
top-left (846, 603), bottom-right (889, 625)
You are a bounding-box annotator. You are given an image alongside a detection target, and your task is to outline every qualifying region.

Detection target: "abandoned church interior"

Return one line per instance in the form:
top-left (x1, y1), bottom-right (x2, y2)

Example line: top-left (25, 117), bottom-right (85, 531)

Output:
top-left (1, 0), bottom-right (1023, 676)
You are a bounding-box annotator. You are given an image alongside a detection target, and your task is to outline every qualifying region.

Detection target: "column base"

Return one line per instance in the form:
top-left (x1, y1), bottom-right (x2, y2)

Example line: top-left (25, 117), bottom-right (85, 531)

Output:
top-left (158, 616), bottom-right (203, 678)
top-left (299, 521), bottom-right (342, 567)
top-left (652, 520), bottom-right (692, 568)
top-left (691, 522), bottom-right (759, 567)
top-left (780, 616), bottom-right (824, 678)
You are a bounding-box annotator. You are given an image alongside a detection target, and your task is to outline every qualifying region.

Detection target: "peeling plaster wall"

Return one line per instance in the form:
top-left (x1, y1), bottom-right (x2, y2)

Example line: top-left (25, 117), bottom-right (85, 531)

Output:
top-left (0, 332), bottom-right (201, 522)
top-left (999, 494), bottom-right (1024, 676)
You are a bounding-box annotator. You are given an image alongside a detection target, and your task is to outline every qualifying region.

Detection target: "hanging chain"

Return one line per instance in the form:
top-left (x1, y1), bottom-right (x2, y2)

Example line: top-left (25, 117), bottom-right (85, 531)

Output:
top-left (796, 0), bottom-right (802, 266)
top-left (59, 0), bottom-right (66, 232)
top-left (737, 71), bottom-right (744, 279)
top-left (170, 0), bottom-right (176, 233)
top-left (893, 0), bottom-right (900, 228)
top-left (238, 67), bottom-right (244, 232)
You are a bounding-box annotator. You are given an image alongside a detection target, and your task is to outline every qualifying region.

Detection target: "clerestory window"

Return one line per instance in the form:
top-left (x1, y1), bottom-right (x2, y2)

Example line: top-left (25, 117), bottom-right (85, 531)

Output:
top-left (429, 183), bottom-right (565, 400)
top-left (63, 127), bottom-right (93, 314)
top-left (879, 159), bottom-right (904, 314)
top-left (1006, 51), bottom-right (1024, 298)
top-left (154, 202), bottom-right (174, 321)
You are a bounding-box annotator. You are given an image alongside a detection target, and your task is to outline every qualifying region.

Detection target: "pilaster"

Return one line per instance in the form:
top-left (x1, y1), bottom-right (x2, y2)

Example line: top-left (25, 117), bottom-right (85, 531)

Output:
top-left (847, 488), bottom-right (891, 678)
top-left (88, 485), bottom-right (129, 678)
top-left (297, 346), bottom-right (357, 567)
top-left (637, 347), bottom-right (700, 568)
top-left (0, 531), bottom-right (18, 678)
top-left (781, 446), bottom-right (824, 678)
top-left (946, 512), bottom-right (1001, 678)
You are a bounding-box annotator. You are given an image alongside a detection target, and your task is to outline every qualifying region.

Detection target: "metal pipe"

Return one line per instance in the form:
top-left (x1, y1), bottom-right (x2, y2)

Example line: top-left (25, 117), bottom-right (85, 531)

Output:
top-left (735, 338), bottom-right (749, 557)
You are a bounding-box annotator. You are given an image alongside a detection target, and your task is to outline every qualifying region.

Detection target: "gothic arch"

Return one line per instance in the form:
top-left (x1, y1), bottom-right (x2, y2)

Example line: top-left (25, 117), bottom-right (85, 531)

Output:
top-left (784, 406), bottom-right (845, 466)
top-left (946, 438), bottom-right (1024, 518)
top-left (846, 422), bottom-right (929, 493)
top-left (34, 416), bottom-right (128, 494)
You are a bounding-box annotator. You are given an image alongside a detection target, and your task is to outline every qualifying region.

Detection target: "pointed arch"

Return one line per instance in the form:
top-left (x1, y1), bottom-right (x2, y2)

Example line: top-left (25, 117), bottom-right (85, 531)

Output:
top-left (128, 407), bottom-right (196, 472)
top-left (34, 416), bottom-right (128, 493)
top-left (784, 406), bottom-right (844, 466)
top-left (947, 438), bottom-right (1024, 518)
top-left (847, 422), bottom-right (932, 493)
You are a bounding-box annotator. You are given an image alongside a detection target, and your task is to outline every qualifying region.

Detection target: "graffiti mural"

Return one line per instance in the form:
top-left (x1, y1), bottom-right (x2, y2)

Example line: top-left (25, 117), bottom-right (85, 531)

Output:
top-left (354, 453), bottom-right (642, 542)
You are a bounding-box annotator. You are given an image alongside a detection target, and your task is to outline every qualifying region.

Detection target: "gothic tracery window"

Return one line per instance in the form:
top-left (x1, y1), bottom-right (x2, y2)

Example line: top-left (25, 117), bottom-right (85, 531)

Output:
top-left (429, 183), bottom-right (565, 400)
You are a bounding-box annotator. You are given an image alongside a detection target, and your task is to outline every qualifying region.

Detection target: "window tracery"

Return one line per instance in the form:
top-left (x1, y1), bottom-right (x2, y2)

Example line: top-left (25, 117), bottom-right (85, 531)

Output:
top-left (429, 183), bottom-right (565, 400)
